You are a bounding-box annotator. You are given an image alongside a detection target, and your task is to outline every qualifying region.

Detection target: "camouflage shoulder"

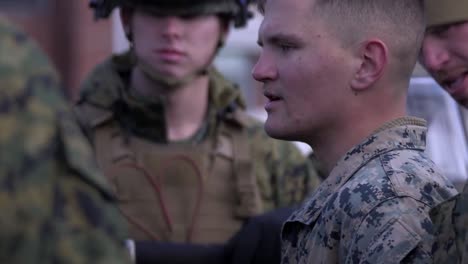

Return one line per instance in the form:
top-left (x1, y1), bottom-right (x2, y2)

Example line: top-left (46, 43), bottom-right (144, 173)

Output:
top-left (59, 104), bottom-right (116, 197)
top-left (454, 185), bottom-right (468, 263)
top-left (77, 51), bottom-right (132, 109)
top-left (54, 87), bottom-right (133, 264)
top-left (72, 97), bottom-right (114, 144)
top-left (0, 15), bottom-right (64, 175)
top-left (350, 197), bottom-right (434, 263)
top-left (243, 114), bottom-right (321, 206)
top-left (241, 114), bottom-right (303, 167)
top-left (48, 157), bottom-right (132, 264)
top-left (0, 16), bottom-right (130, 263)
top-left (380, 150), bottom-right (458, 207)
top-left (0, 16), bottom-right (59, 94)
top-left (74, 52), bottom-right (130, 138)
top-left (431, 195), bottom-right (460, 263)
top-left (0, 14), bottom-right (116, 206)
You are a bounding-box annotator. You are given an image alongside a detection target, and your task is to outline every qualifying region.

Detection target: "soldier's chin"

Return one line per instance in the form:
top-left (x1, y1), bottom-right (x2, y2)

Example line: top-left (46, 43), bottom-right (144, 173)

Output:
top-left (264, 122), bottom-right (299, 141)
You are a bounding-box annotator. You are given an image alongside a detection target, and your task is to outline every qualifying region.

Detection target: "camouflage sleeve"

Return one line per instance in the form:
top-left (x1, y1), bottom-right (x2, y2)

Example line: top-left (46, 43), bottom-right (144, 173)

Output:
top-left (431, 181), bottom-right (468, 263)
top-left (0, 16), bottom-right (131, 263)
top-left (248, 123), bottom-right (321, 210)
top-left (349, 197), bottom-right (433, 263)
top-left (454, 184), bottom-right (468, 263)
top-left (430, 195), bottom-right (459, 263)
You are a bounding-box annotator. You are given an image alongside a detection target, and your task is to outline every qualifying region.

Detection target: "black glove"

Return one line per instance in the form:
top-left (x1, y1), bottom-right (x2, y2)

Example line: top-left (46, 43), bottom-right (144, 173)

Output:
top-left (228, 206), bottom-right (297, 264)
top-left (134, 206), bottom-right (297, 264)
top-left (135, 241), bottom-right (228, 264)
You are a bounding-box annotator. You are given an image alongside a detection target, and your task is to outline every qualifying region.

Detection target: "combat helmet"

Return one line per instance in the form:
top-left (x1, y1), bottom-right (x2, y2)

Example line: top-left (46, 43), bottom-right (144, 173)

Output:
top-left (89, 0), bottom-right (254, 28)
top-left (426, 0), bottom-right (468, 27)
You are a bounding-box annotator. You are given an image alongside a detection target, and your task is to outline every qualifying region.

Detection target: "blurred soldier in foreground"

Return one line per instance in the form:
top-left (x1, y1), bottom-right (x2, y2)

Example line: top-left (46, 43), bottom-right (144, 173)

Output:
top-left (74, 0), bottom-right (321, 263)
top-left (0, 16), bottom-right (131, 263)
top-left (252, 0), bottom-right (458, 262)
top-left (419, 1), bottom-right (468, 262)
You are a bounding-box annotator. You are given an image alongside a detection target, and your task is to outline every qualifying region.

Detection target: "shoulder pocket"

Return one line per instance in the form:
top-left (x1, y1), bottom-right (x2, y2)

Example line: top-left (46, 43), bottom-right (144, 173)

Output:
top-left (358, 218), bottom-right (423, 264)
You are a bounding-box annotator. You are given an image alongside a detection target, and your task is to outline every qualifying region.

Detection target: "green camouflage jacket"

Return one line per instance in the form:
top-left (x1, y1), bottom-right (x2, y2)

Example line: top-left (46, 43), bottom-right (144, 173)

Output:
top-left (282, 117), bottom-right (458, 263)
top-left (0, 16), bottom-right (131, 263)
top-left (74, 51), bottom-right (320, 211)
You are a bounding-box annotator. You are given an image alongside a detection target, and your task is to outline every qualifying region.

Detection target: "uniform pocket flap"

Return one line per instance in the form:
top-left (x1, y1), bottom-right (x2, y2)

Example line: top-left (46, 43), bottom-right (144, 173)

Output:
top-left (360, 218), bottom-right (422, 263)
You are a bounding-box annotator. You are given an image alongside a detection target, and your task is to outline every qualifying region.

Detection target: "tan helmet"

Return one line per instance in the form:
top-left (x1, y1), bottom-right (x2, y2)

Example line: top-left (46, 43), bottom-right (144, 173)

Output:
top-left (426, 0), bottom-right (468, 27)
top-left (89, 0), bottom-right (254, 28)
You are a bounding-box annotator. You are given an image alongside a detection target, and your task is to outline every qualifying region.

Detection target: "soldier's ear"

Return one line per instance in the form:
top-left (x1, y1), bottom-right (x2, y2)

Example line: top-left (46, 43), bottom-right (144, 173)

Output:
top-left (350, 39), bottom-right (388, 91)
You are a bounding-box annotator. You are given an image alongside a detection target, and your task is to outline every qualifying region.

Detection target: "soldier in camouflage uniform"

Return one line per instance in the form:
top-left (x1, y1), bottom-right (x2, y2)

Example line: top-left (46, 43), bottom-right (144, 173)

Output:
top-left (253, 0), bottom-right (458, 262)
top-left (0, 16), bottom-right (131, 263)
top-left (419, 1), bottom-right (468, 263)
top-left (74, 0), bottom-right (320, 262)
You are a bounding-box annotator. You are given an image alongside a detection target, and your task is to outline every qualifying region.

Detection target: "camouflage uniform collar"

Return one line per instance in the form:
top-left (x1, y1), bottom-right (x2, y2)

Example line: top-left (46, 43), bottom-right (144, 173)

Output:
top-left (78, 52), bottom-right (133, 110)
top-left (206, 67), bottom-right (246, 113)
top-left (81, 50), bottom-right (246, 110)
top-left (371, 116), bottom-right (427, 135)
top-left (289, 116), bottom-right (428, 223)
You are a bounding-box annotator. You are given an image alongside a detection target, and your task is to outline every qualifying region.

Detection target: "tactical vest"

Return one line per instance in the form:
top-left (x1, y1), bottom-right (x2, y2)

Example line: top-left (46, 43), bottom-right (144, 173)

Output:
top-left (83, 106), bottom-right (263, 243)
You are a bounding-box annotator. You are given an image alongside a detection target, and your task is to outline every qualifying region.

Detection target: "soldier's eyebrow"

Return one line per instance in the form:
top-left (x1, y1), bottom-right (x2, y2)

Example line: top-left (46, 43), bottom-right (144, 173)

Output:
top-left (257, 32), bottom-right (303, 47)
top-left (426, 24), bottom-right (451, 35)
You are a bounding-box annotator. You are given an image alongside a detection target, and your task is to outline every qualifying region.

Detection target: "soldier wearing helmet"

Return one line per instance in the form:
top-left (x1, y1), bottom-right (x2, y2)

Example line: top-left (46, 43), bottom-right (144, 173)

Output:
top-left (74, 0), bottom-right (321, 262)
top-left (419, 1), bottom-right (468, 263)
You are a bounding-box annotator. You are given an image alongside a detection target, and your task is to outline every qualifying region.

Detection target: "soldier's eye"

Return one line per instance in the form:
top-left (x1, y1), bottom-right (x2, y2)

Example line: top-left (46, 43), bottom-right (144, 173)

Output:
top-left (179, 14), bottom-right (202, 21)
top-left (427, 26), bottom-right (449, 36)
top-left (279, 44), bottom-right (293, 53)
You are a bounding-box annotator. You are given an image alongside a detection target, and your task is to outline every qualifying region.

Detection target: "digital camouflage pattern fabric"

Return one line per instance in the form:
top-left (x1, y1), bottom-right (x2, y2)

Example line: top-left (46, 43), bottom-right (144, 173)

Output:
top-left (431, 182), bottom-right (468, 264)
top-left (281, 117), bottom-right (458, 263)
top-left (430, 194), bottom-right (459, 263)
top-left (0, 16), bottom-right (131, 263)
top-left (74, 50), bottom-right (320, 219)
top-left (454, 185), bottom-right (468, 263)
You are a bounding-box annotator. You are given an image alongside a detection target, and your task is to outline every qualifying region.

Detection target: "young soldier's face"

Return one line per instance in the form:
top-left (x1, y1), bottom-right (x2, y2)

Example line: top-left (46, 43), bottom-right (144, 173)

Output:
top-left (252, 0), bottom-right (355, 143)
top-left (127, 9), bottom-right (226, 79)
top-left (420, 22), bottom-right (468, 108)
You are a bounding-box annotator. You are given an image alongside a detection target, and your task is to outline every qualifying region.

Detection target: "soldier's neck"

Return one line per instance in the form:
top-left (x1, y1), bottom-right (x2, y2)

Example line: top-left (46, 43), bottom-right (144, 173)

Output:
top-left (131, 68), bottom-right (210, 142)
top-left (309, 109), bottom-right (407, 177)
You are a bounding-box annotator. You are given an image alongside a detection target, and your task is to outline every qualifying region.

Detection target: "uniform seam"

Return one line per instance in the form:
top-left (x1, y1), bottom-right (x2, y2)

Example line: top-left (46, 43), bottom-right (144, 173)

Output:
top-left (378, 149), bottom-right (434, 208)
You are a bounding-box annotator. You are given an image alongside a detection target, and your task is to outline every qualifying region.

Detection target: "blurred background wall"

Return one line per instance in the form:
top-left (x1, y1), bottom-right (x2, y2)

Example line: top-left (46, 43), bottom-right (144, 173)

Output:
top-left (0, 0), bottom-right (113, 99)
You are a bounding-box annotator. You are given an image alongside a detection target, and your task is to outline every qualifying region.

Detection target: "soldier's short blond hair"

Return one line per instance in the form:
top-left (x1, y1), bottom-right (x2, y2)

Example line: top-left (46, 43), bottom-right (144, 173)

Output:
top-left (314, 0), bottom-right (425, 80)
top-left (257, 0), bottom-right (425, 81)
